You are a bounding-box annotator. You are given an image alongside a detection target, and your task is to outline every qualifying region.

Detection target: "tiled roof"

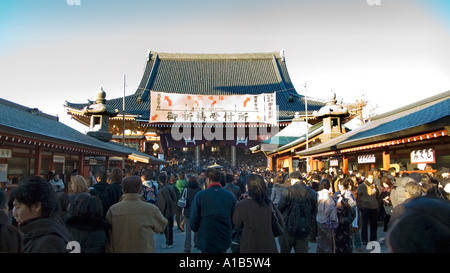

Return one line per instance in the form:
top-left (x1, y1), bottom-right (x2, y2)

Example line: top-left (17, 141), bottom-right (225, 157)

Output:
top-left (0, 98), bottom-right (131, 157)
top-left (66, 51), bottom-right (325, 122)
top-left (297, 90), bottom-right (450, 156)
top-left (264, 121), bottom-right (324, 155)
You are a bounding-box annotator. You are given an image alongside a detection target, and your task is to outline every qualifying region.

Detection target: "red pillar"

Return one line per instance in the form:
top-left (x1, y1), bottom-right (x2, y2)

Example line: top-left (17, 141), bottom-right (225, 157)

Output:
top-left (342, 155), bottom-right (349, 174)
top-left (383, 150), bottom-right (390, 171)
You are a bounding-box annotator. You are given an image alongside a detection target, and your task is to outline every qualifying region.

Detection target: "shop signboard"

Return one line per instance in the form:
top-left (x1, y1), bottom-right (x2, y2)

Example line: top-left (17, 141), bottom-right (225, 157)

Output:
top-left (358, 154), bottom-right (376, 164)
top-left (0, 149), bottom-right (12, 158)
top-left (410, 148), bottom-right (435, 164)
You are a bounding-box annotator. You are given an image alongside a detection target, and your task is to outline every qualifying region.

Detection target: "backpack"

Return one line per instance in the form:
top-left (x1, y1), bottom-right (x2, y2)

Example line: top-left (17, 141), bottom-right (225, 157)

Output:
top-left (143, 180), bottom-right (158, 204)
top-left (285, 186), bottom-right (312, 239)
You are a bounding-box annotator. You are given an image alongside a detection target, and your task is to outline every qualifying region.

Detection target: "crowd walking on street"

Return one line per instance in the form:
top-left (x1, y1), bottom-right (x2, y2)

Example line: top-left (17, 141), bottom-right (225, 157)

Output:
top-left (1, 164), bottom-right (450, 253)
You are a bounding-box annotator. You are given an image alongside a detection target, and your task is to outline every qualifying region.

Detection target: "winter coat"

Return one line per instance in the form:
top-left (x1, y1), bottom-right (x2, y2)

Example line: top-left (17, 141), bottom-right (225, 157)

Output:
top-left (106, 193), bottom-right (168, 253)
top-left (232, 198), bottom-right (279, 253)
top-left (156, 184), bottom-right (178, 218)
top-left (65, 216), bottom-right (109, 253)
top-left (175, 179), bottom-right (188, 196)
top-left (278, 182), bottom-right (318, 227)
top-left (223, 183), bottom-right (240, 200)
top-left (317, 189), bottom-right (338, 225)
top-left (356, 180), bottom-right (379, 210)
top-left (270, 183), bottom-right (286, 206)
top-left (91, 181), bottom-right (109, 195)
top-left (101, 182), bottom-right (123, 216)
top-left (184, 181), bottom-right (202, 219)
top-left (0, 210), bottom-right (22, 253)
top-left (190, 184), bottom-right (236, 252)
top-left (391, 177), bottom-right (416, 208)
top-left (19, 217), bottom-right (73, 253)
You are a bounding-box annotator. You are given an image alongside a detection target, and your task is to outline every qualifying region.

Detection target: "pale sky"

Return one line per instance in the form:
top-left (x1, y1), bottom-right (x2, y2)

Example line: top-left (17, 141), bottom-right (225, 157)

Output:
top-left (0, 0), bottom-right (449, 132)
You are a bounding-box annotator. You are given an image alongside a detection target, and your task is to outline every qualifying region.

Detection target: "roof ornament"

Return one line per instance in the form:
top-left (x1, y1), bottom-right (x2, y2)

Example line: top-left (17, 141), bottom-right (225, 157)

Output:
top-left (280, 49), bottom-right (286, 62)
top-left (314, 90), bottom-right (349, 118)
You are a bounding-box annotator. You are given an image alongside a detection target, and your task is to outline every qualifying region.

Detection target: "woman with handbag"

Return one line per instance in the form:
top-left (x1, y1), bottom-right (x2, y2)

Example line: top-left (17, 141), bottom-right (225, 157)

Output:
top-left (232, 174), bottom-right (283, 253)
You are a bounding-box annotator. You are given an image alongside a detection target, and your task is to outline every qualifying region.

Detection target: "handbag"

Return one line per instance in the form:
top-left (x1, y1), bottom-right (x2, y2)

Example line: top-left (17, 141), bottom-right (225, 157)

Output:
top-left (177, 188), bottom-right (187, 208)
top-left (271, 202), bottom-right (284, 237)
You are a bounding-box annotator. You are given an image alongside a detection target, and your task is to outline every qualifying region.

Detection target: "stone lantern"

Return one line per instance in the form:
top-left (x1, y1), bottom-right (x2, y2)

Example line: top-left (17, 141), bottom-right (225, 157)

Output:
top-left (82, 87), bottom-right (119, 142)
top-left (314, 91), bottom-right (349, 143)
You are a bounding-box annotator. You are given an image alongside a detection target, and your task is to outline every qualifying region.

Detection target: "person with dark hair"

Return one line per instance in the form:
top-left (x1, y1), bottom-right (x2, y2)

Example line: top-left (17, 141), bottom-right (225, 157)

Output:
top-left (65, 193), bottom-right (109, 253)
top-left (379, 176), bottom-right (394, 232)
top-left (101, 167), bottom-right (124, 217)
top-left (190, 168), bottom-right (236, 253)
top-left (387, 196), bottom-right (450, 253)
top-left (277, 171), bottom-right (317, 253)
top-left (106, 176), bottom-right (167, 253)
top-left (12, 176), bottom-right (73, 253)
top-left (232, 174), bottom-right (282, 253)
top-left (333, 178), bottom-right (357, 253)
top-left (183, 175), bottom-right (202, 253)
top-left (55, 191), bottom-right (71, 222)
top-left (223, 173), bottom-right (240, 200)
top-left (270, 172), bottom-right (286, 207)
top-left (356, 171), bottom-right (380, 245)
top-left (157, 171), bottom-right (178, 249)
top-left (316, 179), bottom-right (338, 253)
top-left (91, 170), bottom-right (108, 195)
top-left (0, 190), bottom-right (23, 252)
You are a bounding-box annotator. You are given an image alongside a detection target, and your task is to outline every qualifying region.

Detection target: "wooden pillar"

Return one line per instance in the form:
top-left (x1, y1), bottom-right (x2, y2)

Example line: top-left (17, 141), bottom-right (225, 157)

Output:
top-left (34, 146), bottom-right (42, 176)
top-left (78, 153), bottom-right (85, 177)
top-left (268, 156), bottom-right (273, 171)
top-left (105, 156), bottom-right (110, 171)
top-left (342, 155), bottom-right (349, 174)
top-left (382, 150), bottom-right (390, 171)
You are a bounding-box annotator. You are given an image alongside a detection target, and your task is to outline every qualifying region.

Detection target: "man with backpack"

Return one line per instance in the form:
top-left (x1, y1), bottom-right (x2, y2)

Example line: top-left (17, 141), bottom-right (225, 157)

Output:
top-left (277, 171), bottom-right (318, 253)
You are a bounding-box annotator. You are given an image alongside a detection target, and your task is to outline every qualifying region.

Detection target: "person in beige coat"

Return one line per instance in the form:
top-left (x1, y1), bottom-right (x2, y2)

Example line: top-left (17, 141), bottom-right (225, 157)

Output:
top-left (106, 175), bottom-right (168, 253)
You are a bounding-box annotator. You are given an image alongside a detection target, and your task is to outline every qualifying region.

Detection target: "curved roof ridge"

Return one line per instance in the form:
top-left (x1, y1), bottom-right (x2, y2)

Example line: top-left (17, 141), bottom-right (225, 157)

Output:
top-left (148, 51), bottom-right (283, 60)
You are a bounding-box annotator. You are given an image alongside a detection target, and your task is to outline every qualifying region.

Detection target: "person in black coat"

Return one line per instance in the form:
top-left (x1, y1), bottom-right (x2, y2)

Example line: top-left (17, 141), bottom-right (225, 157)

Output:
top-left (100, 168), bottom-right (124, 217)
top-left (156, 172), bottom-right (177, 248)
top-left (90, 170), bottom-right (109, 195)
top-left (190, 168), bottom-right (236, 253)
top-left (65, 193), bottom-right (109, 253)
top-left (183, 175), bottom-right (202, 253)
top-left (12, 176), bottom-right (73, 253)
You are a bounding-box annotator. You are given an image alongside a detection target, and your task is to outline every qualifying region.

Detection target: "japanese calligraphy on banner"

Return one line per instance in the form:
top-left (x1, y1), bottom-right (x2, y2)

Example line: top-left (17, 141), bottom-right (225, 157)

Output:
top-left (410, 148), bottom-right (435, 164)
top-left (358, 154), bottom-right (376, 164)
top-left (149, 91), bottom-right (277, 125)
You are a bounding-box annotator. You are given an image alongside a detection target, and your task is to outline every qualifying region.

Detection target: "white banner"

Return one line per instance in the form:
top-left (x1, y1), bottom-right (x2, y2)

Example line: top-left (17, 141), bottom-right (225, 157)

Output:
top-left (410, 148), bottom-right (435, 164)
top-left (149, 91), bottom-right (277, 125)
top-left (358, 154), bottom-right (376, 164)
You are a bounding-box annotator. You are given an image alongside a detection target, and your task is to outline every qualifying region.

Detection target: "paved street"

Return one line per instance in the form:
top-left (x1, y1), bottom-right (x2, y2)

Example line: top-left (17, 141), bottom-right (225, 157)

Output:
top-left (154, 221), bottom-right (389, 253)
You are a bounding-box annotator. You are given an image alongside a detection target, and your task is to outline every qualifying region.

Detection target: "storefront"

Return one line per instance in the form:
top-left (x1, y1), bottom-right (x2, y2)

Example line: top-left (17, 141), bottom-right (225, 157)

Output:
top-left (296, 91), bottom-right (450, 174)
top-left (0, 97), bottom-right (149, 191)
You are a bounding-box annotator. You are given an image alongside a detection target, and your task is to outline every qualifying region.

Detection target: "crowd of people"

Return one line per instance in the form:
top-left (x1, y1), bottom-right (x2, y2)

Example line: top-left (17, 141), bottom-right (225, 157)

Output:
top-left (0, 163), bottom-right (449, 253)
